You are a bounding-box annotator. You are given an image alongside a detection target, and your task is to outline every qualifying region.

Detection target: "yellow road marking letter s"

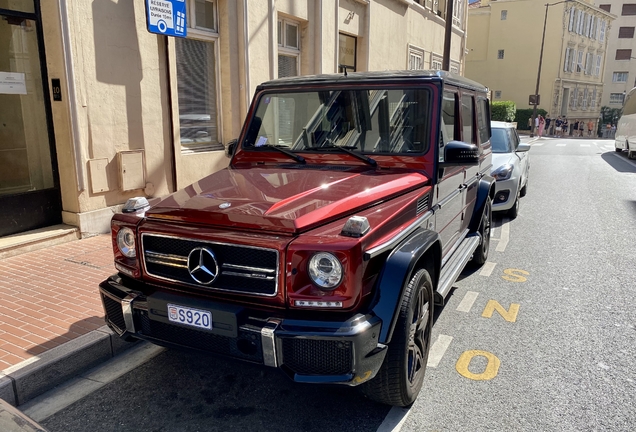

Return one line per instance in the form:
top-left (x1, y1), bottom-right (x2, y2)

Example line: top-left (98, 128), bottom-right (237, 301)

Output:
top-left (502, 268), bottom-right (529, 282)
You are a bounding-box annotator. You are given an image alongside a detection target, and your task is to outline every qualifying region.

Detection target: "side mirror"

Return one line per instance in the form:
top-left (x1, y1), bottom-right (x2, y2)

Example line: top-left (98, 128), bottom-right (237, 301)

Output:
top-left (440, 141), bottom-right (480, 167)
top-left (226, 139), bottom-right (238, 157)
top-left (516, 143), bottom-right (531, 153)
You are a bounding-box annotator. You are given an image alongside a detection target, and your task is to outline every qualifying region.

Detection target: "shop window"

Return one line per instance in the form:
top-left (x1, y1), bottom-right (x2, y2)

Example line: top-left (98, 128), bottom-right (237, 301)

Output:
top-left (175, 38), bottom-right (221, 152)
top-left (278, 18), bottom-right (300, 77)
top-left (339, 33), bottom-right (357, 72)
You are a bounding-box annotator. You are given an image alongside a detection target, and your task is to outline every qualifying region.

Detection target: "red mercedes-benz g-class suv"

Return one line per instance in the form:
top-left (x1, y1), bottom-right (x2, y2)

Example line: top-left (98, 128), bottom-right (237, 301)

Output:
top-left (100, 71), bottom-right (494, 406)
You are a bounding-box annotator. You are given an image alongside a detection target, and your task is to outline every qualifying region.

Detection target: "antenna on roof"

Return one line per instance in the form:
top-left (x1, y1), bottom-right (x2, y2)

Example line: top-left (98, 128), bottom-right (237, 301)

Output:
top-left (339, 65), bottom-right (352, 77)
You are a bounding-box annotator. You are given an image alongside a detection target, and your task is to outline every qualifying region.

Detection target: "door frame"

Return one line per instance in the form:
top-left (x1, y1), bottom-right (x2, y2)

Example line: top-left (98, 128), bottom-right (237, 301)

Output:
top-left (0, 1), bottom-right (62, 236)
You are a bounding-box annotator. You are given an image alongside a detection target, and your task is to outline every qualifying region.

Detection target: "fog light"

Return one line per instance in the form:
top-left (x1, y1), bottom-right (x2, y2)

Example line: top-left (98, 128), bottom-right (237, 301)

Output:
top-left (295, 300), bottom-right (343, 308)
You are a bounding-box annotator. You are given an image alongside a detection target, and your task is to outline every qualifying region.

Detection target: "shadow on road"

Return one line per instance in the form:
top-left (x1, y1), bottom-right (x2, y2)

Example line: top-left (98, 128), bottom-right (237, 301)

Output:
top-left (600, 151), bottom-right (636, 173)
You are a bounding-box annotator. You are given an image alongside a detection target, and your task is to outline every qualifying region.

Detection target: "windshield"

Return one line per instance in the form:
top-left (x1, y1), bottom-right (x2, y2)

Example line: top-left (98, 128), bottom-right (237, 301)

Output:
top-left (242, 88), bottom-right (432, 155)
top-left (490, 128), bottom-right (513, 153)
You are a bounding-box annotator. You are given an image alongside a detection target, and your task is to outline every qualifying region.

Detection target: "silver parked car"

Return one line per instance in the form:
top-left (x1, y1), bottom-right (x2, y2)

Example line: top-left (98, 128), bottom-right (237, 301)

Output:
top-left (490, 121), bottom-right (531, 218)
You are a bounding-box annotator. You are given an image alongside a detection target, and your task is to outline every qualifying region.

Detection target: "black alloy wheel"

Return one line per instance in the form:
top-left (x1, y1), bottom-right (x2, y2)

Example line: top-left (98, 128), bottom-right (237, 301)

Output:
top-left (360, 268), bottom-right (434, 407)
top-left (471, 199), bottom-right (492, 266)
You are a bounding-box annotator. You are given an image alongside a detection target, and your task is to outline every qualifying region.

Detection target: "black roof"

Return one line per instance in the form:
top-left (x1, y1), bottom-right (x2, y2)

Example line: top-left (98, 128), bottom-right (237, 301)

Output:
top-left (256, 70), bottom-right (488, 93)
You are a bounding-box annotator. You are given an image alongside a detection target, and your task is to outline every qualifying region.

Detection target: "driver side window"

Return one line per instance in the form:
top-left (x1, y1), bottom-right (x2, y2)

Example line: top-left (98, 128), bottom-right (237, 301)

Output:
top-left (440, 90), bottom-right (458, 161)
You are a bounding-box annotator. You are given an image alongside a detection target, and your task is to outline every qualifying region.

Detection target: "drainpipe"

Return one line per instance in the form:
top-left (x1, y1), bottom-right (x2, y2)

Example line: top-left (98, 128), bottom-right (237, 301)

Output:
top-left (315, 0), bottom-right (322, 73)
top-left (335, 0), bottom-right (339, 72)
top-left (243, 0), bottom-right (251, 112)
top-left (59, 0), bottom-right (85, 192)
top-left (269, 0), bottom-right (275, 79)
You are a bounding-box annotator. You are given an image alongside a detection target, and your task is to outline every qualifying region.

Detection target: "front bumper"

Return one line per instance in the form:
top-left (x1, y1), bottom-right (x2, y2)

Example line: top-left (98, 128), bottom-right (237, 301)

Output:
top-left (492, 177), bottom-right (520, 212)
top-left (99, 275), bottom-right (387, 386)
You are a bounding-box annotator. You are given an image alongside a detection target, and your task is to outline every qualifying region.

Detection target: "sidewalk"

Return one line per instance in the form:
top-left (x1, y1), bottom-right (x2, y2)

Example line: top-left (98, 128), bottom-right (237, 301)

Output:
top-left (0, 234), bottom-right (132, 406)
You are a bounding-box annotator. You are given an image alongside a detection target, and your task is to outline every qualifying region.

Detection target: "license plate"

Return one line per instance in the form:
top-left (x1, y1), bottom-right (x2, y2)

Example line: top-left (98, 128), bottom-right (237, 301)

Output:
top-left (167, 304), bottom-right (213, 330)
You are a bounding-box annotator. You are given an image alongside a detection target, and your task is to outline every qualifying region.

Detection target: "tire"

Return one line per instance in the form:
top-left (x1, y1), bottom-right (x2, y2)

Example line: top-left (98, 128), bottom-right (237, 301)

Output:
top-left (508, 192), bottom-right (519, 219)
top-left (359, 269), bottom-right (434, 407)
top-left (519, 177), bottom-right (528, 198)
top-left (471, 199), bottom-right (492, 266)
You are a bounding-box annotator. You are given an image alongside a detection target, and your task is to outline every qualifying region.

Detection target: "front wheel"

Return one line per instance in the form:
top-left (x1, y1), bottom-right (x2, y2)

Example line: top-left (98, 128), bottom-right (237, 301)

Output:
top-left (359, 269), bottom-right (434, 407)
top-left (471, 199), bottom-right (492, 266)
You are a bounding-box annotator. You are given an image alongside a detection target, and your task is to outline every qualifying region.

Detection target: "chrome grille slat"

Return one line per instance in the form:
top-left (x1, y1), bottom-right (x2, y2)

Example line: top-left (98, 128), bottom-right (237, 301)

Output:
top-left (142, 233), bottom-right (279, 297)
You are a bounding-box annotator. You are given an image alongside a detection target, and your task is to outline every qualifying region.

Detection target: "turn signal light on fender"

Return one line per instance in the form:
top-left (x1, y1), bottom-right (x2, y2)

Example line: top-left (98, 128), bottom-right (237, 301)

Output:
top-left (295, 300), bottom-right (343, 308)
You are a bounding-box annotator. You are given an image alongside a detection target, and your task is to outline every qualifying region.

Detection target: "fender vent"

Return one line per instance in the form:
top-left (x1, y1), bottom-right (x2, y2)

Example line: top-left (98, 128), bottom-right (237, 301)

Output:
top-left (416, 195), bottom-right (429, 215)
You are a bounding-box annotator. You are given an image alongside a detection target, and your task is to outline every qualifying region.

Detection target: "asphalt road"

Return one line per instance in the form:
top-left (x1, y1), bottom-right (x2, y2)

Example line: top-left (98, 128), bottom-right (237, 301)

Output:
top-left (36, 137), bottom-right (636, 432)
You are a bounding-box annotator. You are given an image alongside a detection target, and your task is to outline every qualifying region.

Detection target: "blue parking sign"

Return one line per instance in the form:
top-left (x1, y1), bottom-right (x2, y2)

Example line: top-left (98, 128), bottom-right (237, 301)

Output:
top-left (145, 0), bottom-right (187, 38)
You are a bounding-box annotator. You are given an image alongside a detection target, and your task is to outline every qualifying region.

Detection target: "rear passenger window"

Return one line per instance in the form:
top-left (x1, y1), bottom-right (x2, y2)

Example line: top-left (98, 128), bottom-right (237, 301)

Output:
top-left (476, 98), bottom-right (490, 144)
top-left (440, 91), bottom-right (457, 162)
top-left (461, 94), bottom-right (474, 143)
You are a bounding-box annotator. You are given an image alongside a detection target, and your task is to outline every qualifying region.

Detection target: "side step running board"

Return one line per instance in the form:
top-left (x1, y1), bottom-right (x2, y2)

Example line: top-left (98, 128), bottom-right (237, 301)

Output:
top-left (435, 234), bottom-right (481, 305)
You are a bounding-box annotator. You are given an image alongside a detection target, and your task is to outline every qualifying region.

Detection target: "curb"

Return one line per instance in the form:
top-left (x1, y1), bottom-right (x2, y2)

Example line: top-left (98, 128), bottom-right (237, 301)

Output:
top-left (0, 325), bottom-right (138, 407)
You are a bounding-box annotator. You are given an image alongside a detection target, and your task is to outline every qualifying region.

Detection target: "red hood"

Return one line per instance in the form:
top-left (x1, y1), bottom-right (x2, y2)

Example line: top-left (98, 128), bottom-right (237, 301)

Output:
top-left (145, 166), bottom-right (430, 234)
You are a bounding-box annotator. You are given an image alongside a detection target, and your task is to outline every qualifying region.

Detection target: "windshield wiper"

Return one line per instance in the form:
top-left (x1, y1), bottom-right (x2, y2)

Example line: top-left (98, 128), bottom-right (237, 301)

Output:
top-left (258, 144), bottom-right (306, 164)
top-left (305, 145), bottom-right (377, 167)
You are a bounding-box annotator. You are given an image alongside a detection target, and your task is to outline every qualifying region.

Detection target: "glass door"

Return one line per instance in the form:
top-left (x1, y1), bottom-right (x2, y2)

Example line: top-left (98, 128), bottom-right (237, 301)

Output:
top-left (0, 2), bottom-right (61, 237)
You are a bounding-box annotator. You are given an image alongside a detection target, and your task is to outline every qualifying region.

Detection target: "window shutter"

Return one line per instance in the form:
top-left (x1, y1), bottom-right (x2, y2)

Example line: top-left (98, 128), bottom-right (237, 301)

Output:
top-left (618, 27), bottom-right (635, 38)
top-left (564, 48), bottom-right (571, 72)
top-left (616, 49), bottom-right (632, 60)
top-left (622, 4), bottom-right (636, 15)
top-left (599, 4), bottom-right (610, 12)
top-left (278, 55), bottom-right (298, 78)
top-left (569, 8), bottom-right (575, 31)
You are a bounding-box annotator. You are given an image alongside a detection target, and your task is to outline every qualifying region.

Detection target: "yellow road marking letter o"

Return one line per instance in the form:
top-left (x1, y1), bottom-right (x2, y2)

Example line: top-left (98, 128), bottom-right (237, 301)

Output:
top-left (456, 350), bottom-right (500, 381)
top-left (502, 268), bottom-right (529, 282)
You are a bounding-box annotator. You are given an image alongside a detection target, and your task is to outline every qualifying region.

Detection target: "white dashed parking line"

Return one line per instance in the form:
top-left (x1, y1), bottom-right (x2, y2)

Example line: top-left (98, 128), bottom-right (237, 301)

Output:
top-left (556, 143), bottom-right (566, 147)
top-left (479, 262), bottom-right (497, 277)
top-left (427, 335), bottom-right (454, 368)
top-left (456, 291), bottom-right (479, 313)
top-left (495, 218), bottom-right (510, 252)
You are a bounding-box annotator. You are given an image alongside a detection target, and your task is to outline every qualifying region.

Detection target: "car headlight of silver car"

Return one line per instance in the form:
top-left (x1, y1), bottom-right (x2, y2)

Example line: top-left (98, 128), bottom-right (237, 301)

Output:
top-left (491, 164), bottom-right (514, 181)
top-left (116, 227), bottom-right (136, 258)
top-left (308, 252), bottom-right (343, 289)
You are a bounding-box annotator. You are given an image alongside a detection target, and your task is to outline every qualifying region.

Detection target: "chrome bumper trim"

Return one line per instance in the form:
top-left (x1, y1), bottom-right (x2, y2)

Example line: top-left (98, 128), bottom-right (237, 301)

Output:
top-left (122, 293), bottom-right (139, 334)
top-left (261, 319), bottom-right (281, 367)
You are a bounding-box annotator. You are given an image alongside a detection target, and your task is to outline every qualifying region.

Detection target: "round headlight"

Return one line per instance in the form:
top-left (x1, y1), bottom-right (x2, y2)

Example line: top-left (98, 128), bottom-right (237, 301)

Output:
top-left (117, 227), bottom-right (136, 258)
top-left (308, 252), bottom-right (343, 289)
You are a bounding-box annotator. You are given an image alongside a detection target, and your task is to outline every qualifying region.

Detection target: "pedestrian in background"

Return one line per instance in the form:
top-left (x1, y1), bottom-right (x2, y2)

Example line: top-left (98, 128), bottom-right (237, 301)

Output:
top-left (611, 124), bottom-right (616, 138)
top-left (573, 119), bottom-right (580, 137)
top-left (545, 115), bottom-right (552, 136)
top-left (587, 119), bottom-right (594, 137)
top-left (538, 114), bottom-right (545, 138)
top-left (555, 116), bottom-right (563, 137)
top-left (562, 118), bottom-right (569, 138)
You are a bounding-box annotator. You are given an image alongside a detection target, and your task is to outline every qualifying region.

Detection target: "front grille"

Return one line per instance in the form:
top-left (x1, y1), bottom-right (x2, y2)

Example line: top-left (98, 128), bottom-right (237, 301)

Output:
top-left (138, 312), bottom-right (264, 363)
top-left (142, 234), bottom-right (278, 296)
top-left (102, 294), bottom-right (126, 332)
top-left (282, 339), bottom-right (352, 375)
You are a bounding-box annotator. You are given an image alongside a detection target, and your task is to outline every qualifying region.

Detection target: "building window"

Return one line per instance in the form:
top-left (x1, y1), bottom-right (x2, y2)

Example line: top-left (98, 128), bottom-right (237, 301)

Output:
top-left (501, 10), bottom-right (507, 20)
top-left (494, 90), bottom-right (502, 99)
top-left (453, 0), bottom-right (464, 27)
top-left (609, 93), bottom-right (625, 104)
top-left (590, 16), bottom-right (597, 40)
top-left (584, 13), bottom-right (591, 37)
top-left (497, 49), bottom-right (504, 59)
top-left (622, 4), bottom-right (636, 15)
top-left (175, 0), bottom-right (220, 152)
top-left (613, 72), bottom-right (629, 82)
top-left (568, 8), bottom-right (575, 32)
top-left (618, 27), bottom-right (635, 38)
top-left (585, 52), bottom-right (593, 75)
top-left (192, 0), bottom-right (216, 31)
top-left (408, 46), bottom-right (425, 70)
top-left (616, 49), bottom-right (633, 60)
top-left (572, 88), bottom-right (578, 108)
top-left (176, 38), bottom-right (221, 152)
top-left (595, 55), bottom-right (602, 76)
top-left (591, 88), bottom-right (597, 108)
top-left (571, 49), bottom-right (577, 72)
top-left (599, 4), bottom-right (611, 12)
top-left (278, 18), bottom-right (300, 78)
top-left (339, 33), bottom-right (357, 72)
top-left (583, 89), bottom-right (588, 109)
top-left (450, 63), bottom-right (460, 74)
top-left (431, 55), bottom-right (443, 70)
top-left (599, 20), bottom-right (606, 42)
top-left (576, 50), bottom-right (583, 72)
